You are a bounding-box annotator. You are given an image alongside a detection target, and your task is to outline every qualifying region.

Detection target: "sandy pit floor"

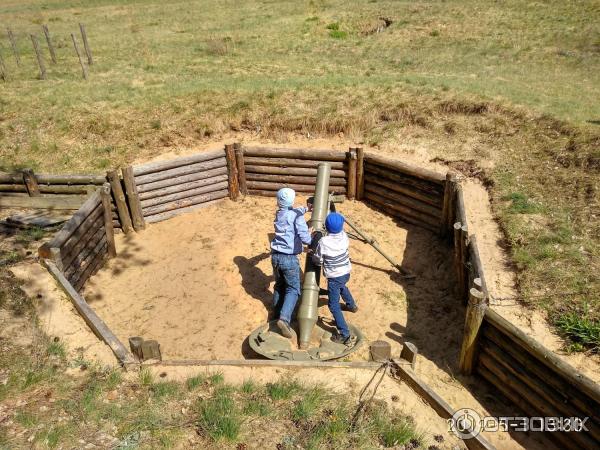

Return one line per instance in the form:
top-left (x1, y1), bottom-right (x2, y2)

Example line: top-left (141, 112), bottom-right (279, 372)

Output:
top-left (83, 195), bottom-right (553, 449)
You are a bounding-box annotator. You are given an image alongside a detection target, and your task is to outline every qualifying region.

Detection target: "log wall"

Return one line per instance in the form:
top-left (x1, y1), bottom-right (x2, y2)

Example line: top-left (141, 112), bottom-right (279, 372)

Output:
top-left (38, 185), bottom-right (116, 292)
top-left (130, 149), bottom-right (229, 223)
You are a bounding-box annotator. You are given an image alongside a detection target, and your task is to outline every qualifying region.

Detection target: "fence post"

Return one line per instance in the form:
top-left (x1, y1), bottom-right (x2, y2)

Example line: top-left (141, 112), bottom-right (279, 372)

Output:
top-left (355, 146), bottom-right (364, 200)
top-left (22, 169), bottom-right (40, 196)
top-left (7, 28), bottom-right (20, 66)
top-left (42, 25), bottom-right (57, 64)
top-left (107, 169), bottom-right (133, 234)
top-left (234, 142), bottom-right (247, 195)
top-left (459, 287), bottom-right (487, 374)
top-left (122, 166), bottom-right (145, 231)
top-left (100, 183), bottom-right (117, 258)
top-left (71, 34), bottom-right (88, 80)
top-left (30, 34), bottom-right (47, 80)
top-left (0, 52), bottom-right (6, 81)
top-left (347, 148), bottom-right (357, 200)
top-left (79, 23), bottom-right (93, 65)
top-left (440, 171), bottom-right (457, 238)
top-left (224, 144), bottom-right (239, 201)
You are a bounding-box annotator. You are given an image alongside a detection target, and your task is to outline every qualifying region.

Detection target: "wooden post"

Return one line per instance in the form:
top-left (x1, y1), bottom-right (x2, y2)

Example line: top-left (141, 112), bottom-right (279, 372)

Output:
top-left (234, 142), bottom-right (247, 195)
top-left (129, 337), bottom-right (144, 360)
top-left (356, 146), bottom-right (364, 200)
top-left (30, 34), bottom-right (46, 80)
top-left (7, 28), bottom-right (20, 66)
top-left (224, 144), bottom-right (239, 201)
top-left (459, 287), bottom-right (487, 375)
top-left (71, 33), bottom-right (88, 80)
top-left (22, 168), bottom-right (40, 196)
top-left (107, 170), bottom-right (133, 234)
top-left (453, 222), bottom-right (464, 299)
top-left (100, 183), bottom-right (117, 258)
top-left (347, 148), bottom-right (357, 200)
top-left (440, 172), bottom-right (457, 238)
top-left (122, 166), bottom-right (145, 231)
top-left (460, 224), bottom-right (469, 301)
top-left (0, 52), bottom-right (6, 81)
top-left (400, 342), bottom-right (418, 369)
top-left (79, 23), bottom-right (93, 65)
top-left (42, 25), bottom-right (57, 64)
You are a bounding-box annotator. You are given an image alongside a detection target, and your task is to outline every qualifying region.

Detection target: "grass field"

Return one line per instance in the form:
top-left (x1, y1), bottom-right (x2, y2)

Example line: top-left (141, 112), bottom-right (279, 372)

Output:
top-left (0, 0), bottom-right (598, 350)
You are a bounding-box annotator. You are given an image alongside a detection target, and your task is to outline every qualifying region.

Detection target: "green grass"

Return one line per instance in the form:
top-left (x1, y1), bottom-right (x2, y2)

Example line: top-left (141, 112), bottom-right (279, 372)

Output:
top-left (266, 378), bottom-right (302, 401)
top-left (186, 374), bottom-right (206, 391)
top-left (195, 385), bottom-right (241, 442)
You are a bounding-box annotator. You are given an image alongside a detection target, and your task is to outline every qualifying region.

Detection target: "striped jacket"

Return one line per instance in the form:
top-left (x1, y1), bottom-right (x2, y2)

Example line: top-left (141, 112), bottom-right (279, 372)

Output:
top-left (312, 231), bottom-right (352, 278)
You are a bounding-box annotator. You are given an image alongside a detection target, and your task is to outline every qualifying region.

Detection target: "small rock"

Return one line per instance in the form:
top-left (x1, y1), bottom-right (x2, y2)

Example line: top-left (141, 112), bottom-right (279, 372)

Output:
top-left (391, 395), bottom-right (399, 402)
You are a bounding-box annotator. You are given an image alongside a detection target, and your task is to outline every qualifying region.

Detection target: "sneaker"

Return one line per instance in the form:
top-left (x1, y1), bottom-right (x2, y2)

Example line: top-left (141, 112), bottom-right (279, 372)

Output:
top-left (331, 333), bottom-right (357, 346)
top-left (277, 319), bottom-right (293, 339)
top-left (346, 304), bottom-right (358, 313)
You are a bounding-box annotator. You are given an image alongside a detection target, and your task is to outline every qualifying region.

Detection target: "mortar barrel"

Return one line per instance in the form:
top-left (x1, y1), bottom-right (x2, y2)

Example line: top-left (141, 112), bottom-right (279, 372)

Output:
top-left (309, 163), bottom-right (332, 231)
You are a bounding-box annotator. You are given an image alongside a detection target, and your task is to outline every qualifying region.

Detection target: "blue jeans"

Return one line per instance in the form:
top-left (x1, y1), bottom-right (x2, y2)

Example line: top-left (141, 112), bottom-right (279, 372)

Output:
top-left (327, 273), bottom-right (356, 338)
top-left (271, 253), bottom-right (301, 324)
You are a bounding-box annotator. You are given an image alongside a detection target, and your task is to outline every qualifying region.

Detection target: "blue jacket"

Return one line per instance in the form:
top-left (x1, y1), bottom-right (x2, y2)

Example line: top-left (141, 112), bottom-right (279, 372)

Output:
top-left (271, 206), bottom-right (312, 255)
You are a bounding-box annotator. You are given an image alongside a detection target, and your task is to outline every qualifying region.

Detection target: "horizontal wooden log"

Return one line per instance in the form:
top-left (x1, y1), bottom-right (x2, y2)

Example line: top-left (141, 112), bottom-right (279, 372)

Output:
top-left (151, 359), bottom-right (385, 369)
top-left (0, 195), bottom-right (87, 210)
top-left (364, 197), bottom-right (438, 233)
top-left (244, 164), bottom-right (347, 178)
top-left (42, 192), bottom-right (101, 250)
top-left (0, 184), bottom-right (27, 192)
top-left (480, 339), bottom-right (600, 441)
top-left (365, 153), bottom-right (446, 185)
top-left (243, 146), bottom-right (347, 162)
top-left (243, 156), bottom-right (345, 170)
top-left (70, 239), bottom-right (107, 288)
top-left (74, 247), bottom-right (108, 291)
top-left (364, 182), bottom-right (441, 219)
top-left (133, 149), bottom-right (224, 176)
top-left (61, 210), bottom-right (104, 269)
top-left (484, 309), bottom-right (600, 406)
top-left (137, 167), bottom-right (228, 194)
top-left (43, 260), bottom-right (136, 367)
top-left (145, 198), bottom-right (226, 224)
top-left (245, 173), bottom-right (347, 186)
top-left (364, 166), bottom-right (443, 205)
top-left (482, 323), bottom-right (600, 422)
top-left (135, 158), bottom-right (227, 185)
top-left (140, 181), bottom-right (229, 208)
top-left (64, 227), bottom-right (106, 280)
top-left (141, 190), bottom-right (229, 217)
top-left (364, 191), bottom-right (440, 228)
top-left (38, 184), bottom-right (96, 194)
top-left (0, 173), bottom-right (105, 184)
top-left (246, 181), bottom-right (346, 194)
top-left (477, 355), bottom-right (595, 450)
top-left (138, 174), bottom-right (228, 200)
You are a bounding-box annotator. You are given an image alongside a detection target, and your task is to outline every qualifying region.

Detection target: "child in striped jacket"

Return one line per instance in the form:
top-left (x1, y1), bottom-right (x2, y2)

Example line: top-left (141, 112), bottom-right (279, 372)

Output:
top-left (312, 212), bottom-right (358, 345)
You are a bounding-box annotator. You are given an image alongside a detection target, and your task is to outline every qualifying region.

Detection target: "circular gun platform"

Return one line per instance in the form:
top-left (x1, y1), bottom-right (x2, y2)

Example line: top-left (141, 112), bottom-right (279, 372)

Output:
top-left (249, 317), bottom-right (364, 361)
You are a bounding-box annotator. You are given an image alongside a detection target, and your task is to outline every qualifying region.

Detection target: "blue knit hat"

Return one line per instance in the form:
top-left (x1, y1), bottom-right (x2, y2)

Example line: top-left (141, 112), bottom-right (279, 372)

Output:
top-left (277, 188), bottom-right (295, 208)
top-left (325, 213), bottom-right (345, 234)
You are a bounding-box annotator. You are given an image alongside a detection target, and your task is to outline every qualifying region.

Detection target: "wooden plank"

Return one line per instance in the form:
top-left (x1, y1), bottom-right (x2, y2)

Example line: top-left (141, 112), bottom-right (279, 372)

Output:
top-left (243, 146), bottom-right (347, 161)
top-left (122, 166), bottom-right (145, 231)
top-left (234, 142), bottom-right (247, 195)
top-left (100, 184), bottom-right (116, 258)
top-left (440, 172), bottom-right (458, 237)
top-left (467, 235), bottom-right (488, 296)
top-left (144, 198), bottom-right (226, 223)
top-left (0, 194), bottom-right (87, 210)
top-left (60, 206), bottom-right (103, 266)
top-left (35, 174), bottom-right (106, 185)
top-left (347, 149), bottom-right (357, 200)
top-left (364, 164), bottom-right (443, 197)
top-left (22, 169), bottom-right (40, 196)
top-left (106, 170), bottom-right (133, 234)
top-left (6, 211), bottom-right (69, 228)
top-left (40, 192), bottom-right (101, 252)
top-left (139, 174), bottom-right (228, 200)
top-left (140, 181), bottom-right (229, 208)
top-left (0, 184), bottom-right (27, 193)
top-left (145, 359), bottom-right (384, 369)
top-left (365, 153), bottom-right (446, 185)
top-left (142, 190), bottom-right (229, 217)
top-left (137, 166), bottom-right (227, 194)
top-left (391, 360), bottom-right (496, 450)
top-left (459, 287), bottom-right (487, 374)
top-left (245, 173), bottom-right (346, 186)
top-left (62, 222), bottom-right (104, 274)
top-left (224, 144), bottom-right (239, 201)
top-left (64, 229), bottom-right (105, 280)
top-left (363, 196), bottom-right (438, 233)
top-left (483, 310), bottom-right (600, 407)
top-left (459, 224), bottom-right (469, 300)
top-left (43, 260), bottom-right (137, 367)
top-left (243, 156), bottom-right (345, 170)
top-left (246, 181), bottom-right (346, 194)
top-left (244, 164), bottom-right (346, 178)
top-left (71, 241), bottom-right (107, 290)
top-left (364, 183), bottom-right (441, 218)
top-left (453, 222), bottom-right (465, 299)
top-left (132, 149), bottom-right (224, 176)
top-left (363, 191), bottom-right (440, 227)
top-left (456, 184), bottom-right (467, 227)
top-left (356, 147), bottom-right (364, 200)
top-left (135, 158), bottom-right (226, 185)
